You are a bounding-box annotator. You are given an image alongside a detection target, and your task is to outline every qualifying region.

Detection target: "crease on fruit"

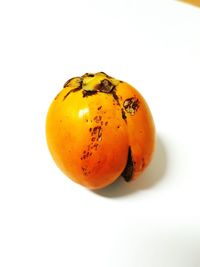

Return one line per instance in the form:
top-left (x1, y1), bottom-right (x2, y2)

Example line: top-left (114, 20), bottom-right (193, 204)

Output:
top-left (121, 147), bottom-right (134, 182)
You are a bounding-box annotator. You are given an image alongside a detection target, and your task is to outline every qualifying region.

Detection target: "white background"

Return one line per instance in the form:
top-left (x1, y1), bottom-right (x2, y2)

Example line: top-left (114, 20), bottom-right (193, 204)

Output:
top-left (0, 0), bottom-right (200, 266)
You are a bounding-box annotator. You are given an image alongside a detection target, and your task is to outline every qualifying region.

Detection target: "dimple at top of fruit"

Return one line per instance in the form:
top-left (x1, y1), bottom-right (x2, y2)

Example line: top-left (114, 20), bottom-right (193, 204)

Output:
top-left (46, 72), bottom-right (156, 190)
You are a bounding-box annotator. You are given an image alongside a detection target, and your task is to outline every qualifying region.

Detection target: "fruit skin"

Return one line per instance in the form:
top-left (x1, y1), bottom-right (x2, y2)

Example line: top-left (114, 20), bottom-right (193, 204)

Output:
top-left (46, 72), bottom-right (155, 189)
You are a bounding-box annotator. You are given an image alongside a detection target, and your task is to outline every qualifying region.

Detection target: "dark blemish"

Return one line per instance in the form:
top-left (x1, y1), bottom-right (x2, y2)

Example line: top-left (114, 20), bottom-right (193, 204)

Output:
top-left (82, 90), bottom-right (97, 97)
top-left (95, 79), bottom-right (115, 93)
top-left (89, 128), bottom-right (92, 132)
top-left (117, 125), bottom-right (120, 128)
top-left (92, 126), bottom-right (101, 135)
top-left (93, 143), bottom-right (99, 150)
top-left (81, 147), bottom-right (93, 161)
top-left (63, 81), bottom-right (83, 100)
top-left (86, 119), bottom-right (88, 122)
top-left (89, 152), bottom-right (92, 156)
top-left (105, 121), bottom-right (108, 126)
top-left (121, 109), bottom-right (127, 120)
top-left (93, 115), bottom-right (102, 123)
top-left (101, 121), bottom-right (104, 126)
top-left (97, 161), bottom-right (101, 164)
top-left (90, 126), bottom-right (102, 141)
top-left (112, 90), bottom-right (120, 106)
top-left (123, 97), bottom-right (140, 115)
top-left (81, 165), bottom-right (89, 176)
top-left (121, 147), bottom-right (134, 182)
top-left (90, 143), bottom-right (96, 149)
top-left (82, 77), bottom-right (116, 97)
top-left (97, 106), bottom-right (102, 110)
top-left (97, 128), bottom-right (102, 141)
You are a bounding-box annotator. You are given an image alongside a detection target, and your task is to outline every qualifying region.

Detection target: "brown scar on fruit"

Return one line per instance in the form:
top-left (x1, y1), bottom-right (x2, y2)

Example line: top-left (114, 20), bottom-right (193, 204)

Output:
top-left (97, 128), bottom-right (102, 141)
top-left (121, 147), bottom-right (134, 182)
top-left (111, 91), bottom-right (120, 106)
top-left (93, 115), bottom-right (102, 123)
top-left (91, 126), bottom-right (101, 135)
top-left (123, 97), bottom-right (140, 115)
top-left (95, 79), bottom-right (115, 93)
top-left (82, 90), bottom-right (98, 97)
top-left (121, 109), bottom-right (127, 121)
top-left (93, 143), bottom-right (99, 150)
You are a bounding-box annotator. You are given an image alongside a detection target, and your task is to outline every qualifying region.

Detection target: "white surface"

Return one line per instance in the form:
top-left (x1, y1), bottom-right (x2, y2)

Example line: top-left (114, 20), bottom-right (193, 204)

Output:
top-left (0, 0), bottom-right (200, 266)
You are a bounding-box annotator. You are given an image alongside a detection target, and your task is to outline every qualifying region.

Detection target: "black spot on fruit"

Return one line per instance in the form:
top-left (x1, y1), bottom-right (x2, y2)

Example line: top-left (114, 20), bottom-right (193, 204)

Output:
top-left (121, 147), bottom-right (134, 182)
top-left (121, 109), bottom-right (127, 120)
top-left (95, 79), bottom-right (115, 93)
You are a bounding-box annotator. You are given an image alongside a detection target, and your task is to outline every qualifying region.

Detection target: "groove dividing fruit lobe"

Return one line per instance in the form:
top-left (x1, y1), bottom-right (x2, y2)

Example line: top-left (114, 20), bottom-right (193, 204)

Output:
top-left (46, 72), bottom-right (156, 189)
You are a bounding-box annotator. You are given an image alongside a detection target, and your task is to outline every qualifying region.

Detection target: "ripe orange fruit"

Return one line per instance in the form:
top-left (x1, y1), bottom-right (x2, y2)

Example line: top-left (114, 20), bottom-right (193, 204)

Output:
top-left (46, 72), bottom-right (155, 189)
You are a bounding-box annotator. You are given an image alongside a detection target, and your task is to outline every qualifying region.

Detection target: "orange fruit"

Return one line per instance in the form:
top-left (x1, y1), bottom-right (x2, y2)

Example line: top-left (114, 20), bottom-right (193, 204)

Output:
top-left (46, 72), bottom-right (155, 189)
